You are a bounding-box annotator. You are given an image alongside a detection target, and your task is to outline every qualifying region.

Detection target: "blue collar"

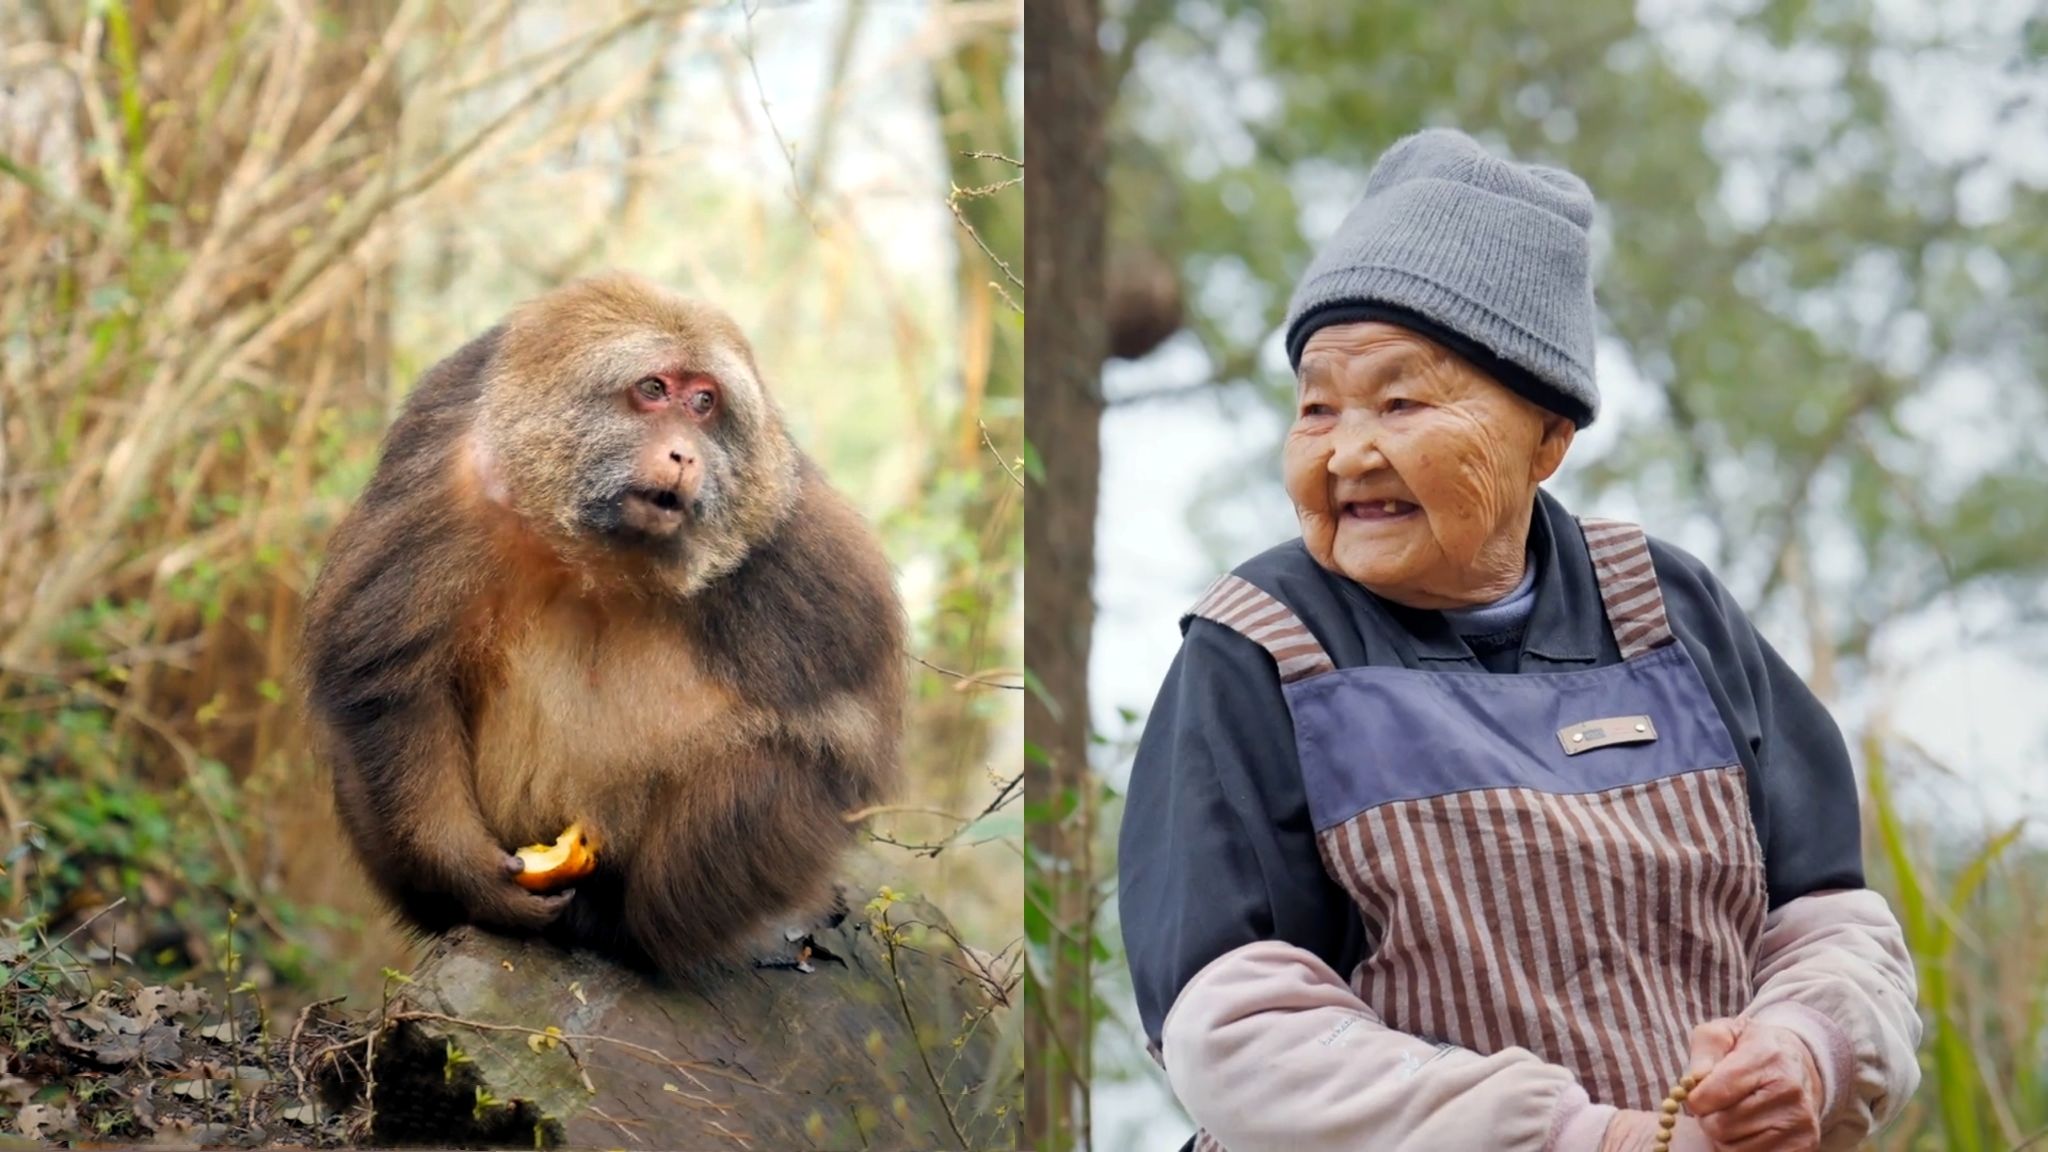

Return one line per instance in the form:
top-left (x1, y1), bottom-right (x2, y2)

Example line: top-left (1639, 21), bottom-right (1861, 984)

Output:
top-left (1440, 554), bottom-right (1538, 637)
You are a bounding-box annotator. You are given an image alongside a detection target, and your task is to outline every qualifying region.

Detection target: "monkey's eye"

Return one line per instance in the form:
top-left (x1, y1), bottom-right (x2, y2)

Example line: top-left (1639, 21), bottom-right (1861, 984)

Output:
top-left (634, 377), bottom-right (668, 403)
top-left (685, 386), bottom-right (717, 417)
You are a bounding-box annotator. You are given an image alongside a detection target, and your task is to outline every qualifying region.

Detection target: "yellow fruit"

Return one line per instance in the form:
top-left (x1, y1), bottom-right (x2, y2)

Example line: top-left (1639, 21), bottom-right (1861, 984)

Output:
top-left (513, 823), bottom-right (597, 892)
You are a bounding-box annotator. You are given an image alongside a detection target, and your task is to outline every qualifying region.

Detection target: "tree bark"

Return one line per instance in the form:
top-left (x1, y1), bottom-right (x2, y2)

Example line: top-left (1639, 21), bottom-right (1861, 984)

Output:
top-left (1022, 0), bottom-right (1107, 1148)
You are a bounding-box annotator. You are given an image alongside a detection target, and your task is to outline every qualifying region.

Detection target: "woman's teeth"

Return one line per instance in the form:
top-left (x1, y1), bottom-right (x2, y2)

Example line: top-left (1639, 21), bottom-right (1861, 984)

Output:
top-left (1345, 500), bottom-right (1415, 520)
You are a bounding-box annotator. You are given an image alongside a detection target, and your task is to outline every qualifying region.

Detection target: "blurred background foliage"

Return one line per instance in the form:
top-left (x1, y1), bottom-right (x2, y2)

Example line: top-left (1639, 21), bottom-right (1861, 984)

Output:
top-left (1031, 1), bottom-right (2048, 1150)
top-left (0, 0), bottom-right (1019, 1038)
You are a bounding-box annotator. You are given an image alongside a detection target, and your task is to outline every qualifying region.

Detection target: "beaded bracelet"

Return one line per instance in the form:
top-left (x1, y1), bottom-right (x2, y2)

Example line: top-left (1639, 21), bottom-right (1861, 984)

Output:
top-left (1651, 1073), bottom-right (1699, 1151)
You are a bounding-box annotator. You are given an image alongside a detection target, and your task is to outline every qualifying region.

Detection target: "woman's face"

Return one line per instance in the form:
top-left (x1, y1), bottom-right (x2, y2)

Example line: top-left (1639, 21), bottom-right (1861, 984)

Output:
top-left (1284, 322), bottom-right (1575, 609)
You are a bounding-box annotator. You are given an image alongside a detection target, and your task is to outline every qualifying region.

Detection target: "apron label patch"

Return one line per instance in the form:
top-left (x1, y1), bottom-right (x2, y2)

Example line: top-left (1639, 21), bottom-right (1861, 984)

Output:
top-left (1557, 714), bottom-right (1657, 754)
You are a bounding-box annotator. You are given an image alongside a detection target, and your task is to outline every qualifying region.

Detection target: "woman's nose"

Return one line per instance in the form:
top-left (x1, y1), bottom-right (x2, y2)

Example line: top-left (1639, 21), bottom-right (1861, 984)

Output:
top-left (1327, 415), bottom-right (1384, 477)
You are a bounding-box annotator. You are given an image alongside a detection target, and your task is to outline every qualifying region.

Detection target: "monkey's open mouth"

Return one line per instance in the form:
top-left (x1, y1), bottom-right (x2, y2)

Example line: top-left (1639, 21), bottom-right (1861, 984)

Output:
top-left (616, 486), bottom-right (689, 538)
top-left (633, 487), bottom-right (684, 513)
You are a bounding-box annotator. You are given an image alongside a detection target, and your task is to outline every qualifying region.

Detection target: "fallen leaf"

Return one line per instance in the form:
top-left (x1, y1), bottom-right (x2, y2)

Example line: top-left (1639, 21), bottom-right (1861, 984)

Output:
top-left (570, 982), bottom-right (587, 1005)
top-left (49, 1014), bottom-right (149, 1067)
top-left (282, 1102), bottom-right (324, 1125)
top-left (132, 986), bottom-right (175, 1019)
top-left (82, 991), bottom-right (143, 1034)
top-left (140, 1022), bottom-right (185, 1066)
top-left (170, 1078), bottom-right (217, 1100)
top-left (16, 1102), bottom-right (78, 1140)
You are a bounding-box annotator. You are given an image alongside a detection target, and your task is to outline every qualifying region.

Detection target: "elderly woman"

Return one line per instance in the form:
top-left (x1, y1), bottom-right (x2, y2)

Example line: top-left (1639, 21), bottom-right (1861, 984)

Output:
top-left (1119, 128), bottom-right (1921, 1152)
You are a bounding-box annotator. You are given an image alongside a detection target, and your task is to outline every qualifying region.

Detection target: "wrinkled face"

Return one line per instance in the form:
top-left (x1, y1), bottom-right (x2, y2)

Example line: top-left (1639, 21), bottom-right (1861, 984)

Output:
top-left (1284, 322), bottom-right (1574, 609)
top-left (476, 281), bottom-right (797, 591)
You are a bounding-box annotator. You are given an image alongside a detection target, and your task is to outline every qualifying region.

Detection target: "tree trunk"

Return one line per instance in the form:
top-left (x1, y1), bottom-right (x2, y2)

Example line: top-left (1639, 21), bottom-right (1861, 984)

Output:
top-left (340, 894), bottom-right (1017, 1150)
top-left (1022, 0), bottom-right (1107, 1148)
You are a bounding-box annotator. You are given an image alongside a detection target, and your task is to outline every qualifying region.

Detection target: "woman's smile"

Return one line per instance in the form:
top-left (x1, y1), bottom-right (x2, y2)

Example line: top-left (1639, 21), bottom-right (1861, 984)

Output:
top-left (1340, 498), bottom-right (1422, 523)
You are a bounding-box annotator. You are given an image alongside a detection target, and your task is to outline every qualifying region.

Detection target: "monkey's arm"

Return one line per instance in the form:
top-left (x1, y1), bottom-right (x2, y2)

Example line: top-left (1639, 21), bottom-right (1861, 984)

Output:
top-left (623, 730), bottom-right (889, 966)
top-left (302, 329), bottom-right (567, 932)
top-left (634, 457), bottom-right (904, 965)
top-left (304, 510), bottom-right (570, 933)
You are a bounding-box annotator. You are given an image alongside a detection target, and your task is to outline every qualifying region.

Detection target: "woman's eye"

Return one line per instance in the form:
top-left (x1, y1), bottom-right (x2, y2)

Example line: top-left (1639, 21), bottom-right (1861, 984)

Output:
top-left (687, 388), bottom-right (717, 416)
top-left (1385, 397), bottom-right (1420, 413)
top-left (635, 377), bottom-right (667, 402)
top-left (1300, 403), bottom-right (1334, 418)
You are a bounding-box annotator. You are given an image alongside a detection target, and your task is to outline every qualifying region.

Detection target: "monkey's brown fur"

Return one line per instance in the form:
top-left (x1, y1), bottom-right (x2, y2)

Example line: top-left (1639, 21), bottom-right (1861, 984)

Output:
top-left (300, 273), bottom-right (904, 973)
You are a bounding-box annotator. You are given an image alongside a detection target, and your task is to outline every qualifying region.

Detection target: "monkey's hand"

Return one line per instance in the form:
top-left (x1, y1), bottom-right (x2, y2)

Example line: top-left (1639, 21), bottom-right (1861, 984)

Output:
top-left (453, 851), bottom-right (578, 933)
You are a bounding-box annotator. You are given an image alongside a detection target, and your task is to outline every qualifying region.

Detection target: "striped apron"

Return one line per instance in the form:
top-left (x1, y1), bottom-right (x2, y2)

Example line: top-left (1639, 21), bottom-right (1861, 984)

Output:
top-left (1185, 518), bottom-right (1769, 1135)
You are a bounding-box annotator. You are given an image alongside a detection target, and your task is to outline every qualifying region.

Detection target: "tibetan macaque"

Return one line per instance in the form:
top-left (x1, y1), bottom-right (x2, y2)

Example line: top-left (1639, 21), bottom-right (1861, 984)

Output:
top-left (300, 273), bottom-right (904, 973)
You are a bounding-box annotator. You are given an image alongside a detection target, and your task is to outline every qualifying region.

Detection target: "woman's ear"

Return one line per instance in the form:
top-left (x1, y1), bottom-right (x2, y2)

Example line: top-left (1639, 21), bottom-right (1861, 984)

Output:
top-left (1530, 413), bottom-right (1575, 483)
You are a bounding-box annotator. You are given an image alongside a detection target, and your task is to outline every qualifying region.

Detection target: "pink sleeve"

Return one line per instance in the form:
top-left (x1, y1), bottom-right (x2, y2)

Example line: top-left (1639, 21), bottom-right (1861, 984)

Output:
top-left (1160, 940), bottom-right (1615, 1152)
top-left (1743, 888), bottom-right (1922, 1152)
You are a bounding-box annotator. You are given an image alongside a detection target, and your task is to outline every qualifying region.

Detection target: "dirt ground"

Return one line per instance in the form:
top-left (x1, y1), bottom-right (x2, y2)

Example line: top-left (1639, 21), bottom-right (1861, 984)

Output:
top-left (2, 969), bottom-right (368, 1148)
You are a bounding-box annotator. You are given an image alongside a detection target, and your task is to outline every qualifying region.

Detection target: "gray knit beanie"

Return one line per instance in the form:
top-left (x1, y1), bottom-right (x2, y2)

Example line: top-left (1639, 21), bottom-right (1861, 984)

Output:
top-left (1283, 128), bottom-right (1600, 427)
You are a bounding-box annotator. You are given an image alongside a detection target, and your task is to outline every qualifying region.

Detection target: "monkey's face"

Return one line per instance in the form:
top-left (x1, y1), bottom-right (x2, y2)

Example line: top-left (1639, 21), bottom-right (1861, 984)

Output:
top-left (575, 370), bottom-right (726, 550)
top-left (549, 355), bottom-right (793, 580)
top-left (477, 278), bottom-right (800, 592)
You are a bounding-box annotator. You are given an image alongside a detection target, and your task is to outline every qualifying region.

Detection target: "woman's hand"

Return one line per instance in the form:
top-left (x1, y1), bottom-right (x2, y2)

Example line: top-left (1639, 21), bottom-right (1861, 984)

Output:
top-left (1597, 1109), bottom-right (1710, 1152)
top-left (1683, 1016), bottom-right (1825, 1152)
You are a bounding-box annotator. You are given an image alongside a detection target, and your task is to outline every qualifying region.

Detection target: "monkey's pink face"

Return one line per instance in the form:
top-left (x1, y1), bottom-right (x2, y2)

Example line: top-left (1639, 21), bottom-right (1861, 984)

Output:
top-left (550, 354), bottom-right (765, 559)
top-left (612, 370), bottom-right (721, 541)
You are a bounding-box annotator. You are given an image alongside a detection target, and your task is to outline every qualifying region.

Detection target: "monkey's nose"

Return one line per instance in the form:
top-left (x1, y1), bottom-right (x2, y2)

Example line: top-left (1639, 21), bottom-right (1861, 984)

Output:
top-left (668, 447), bottom-right (703, 499)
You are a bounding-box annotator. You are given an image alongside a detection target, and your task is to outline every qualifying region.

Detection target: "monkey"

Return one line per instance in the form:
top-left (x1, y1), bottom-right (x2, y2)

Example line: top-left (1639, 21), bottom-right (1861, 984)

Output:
top-left (298, 272), bottom-right (905, 974)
